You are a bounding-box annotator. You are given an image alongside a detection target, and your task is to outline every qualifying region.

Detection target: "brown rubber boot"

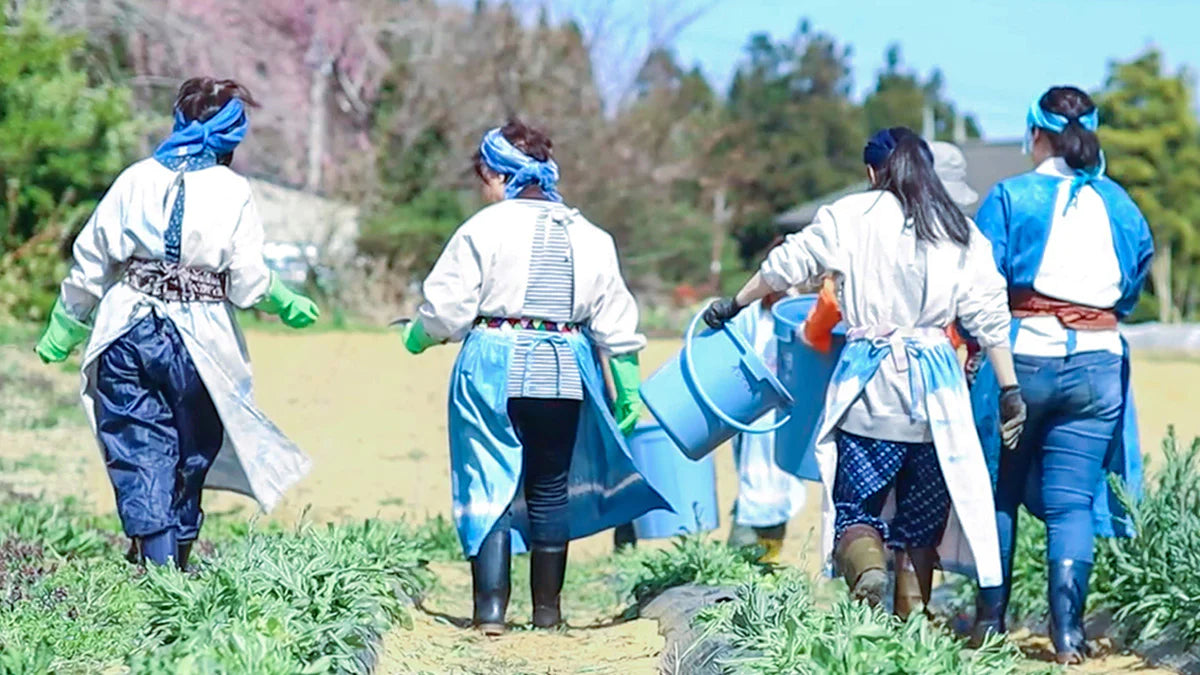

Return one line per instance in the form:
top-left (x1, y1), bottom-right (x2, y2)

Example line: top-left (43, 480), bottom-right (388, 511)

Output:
top-left (836, 524), bottom-right (888, 607)
top-left (893, 550), bottom-right (923, 619)
top-left (895, 547), bottom-right (938, 619)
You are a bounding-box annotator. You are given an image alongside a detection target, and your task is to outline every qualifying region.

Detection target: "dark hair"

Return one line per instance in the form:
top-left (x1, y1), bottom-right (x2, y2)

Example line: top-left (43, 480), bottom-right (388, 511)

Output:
top-left (1037, 86), bottom-right (1101, 171)
top-left (472, 118), bottom-right (554, 199)
top-left (871, 127), bottom-right (971, 247)
top-left (174, 77), bottom-right (258, 123)
top-left (173, 78), bottom-right (258, 165)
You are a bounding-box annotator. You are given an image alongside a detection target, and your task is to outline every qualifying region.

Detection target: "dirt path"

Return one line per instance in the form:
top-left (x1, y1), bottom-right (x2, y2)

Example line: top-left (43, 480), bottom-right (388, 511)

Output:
top-left (3, 334), bottom-right (1195, 673)
top-left (376, 561), bottom-right (661, 675)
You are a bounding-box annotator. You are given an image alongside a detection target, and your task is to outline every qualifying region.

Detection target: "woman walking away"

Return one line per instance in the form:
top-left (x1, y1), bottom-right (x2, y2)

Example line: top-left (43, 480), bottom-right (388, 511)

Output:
top-left (401, 120), bottom-right (668, 635)
top-left (970, 86), bottom-right (1153, 664)
top-left (34, 78), bottom-right (319, 569)
top-left (703, 128), bottom-right (1025, 616)
top-left (725, 244), bottom-right (808, 564)
top-left (797, 140), bottom-right (978, 618)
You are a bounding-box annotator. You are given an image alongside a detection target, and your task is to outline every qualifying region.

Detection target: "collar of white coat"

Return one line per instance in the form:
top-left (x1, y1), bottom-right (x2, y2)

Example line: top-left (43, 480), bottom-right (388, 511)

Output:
top-left (1034, 157), bottom-right (1075, 179)
top-left (508, 199), bottom-right (580, 223)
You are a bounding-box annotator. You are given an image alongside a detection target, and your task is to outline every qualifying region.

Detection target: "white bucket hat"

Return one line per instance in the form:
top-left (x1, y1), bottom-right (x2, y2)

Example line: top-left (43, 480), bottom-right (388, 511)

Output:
top-left (929, 141), bottom-right (978, 207)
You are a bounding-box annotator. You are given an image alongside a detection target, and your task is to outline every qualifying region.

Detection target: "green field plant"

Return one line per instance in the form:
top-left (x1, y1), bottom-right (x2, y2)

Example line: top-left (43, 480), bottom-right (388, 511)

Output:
top-left (700, 571), bottom-right (1046, 675)
top-left (1090, 431), bottom-right (1200, 646)
top-left (0, 494), bottom-right (444, 673)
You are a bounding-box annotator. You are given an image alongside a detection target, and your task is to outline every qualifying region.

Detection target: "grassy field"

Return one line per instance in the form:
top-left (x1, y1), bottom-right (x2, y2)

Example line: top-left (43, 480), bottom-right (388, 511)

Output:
top-left (1, 328), bottom-right (1195, 672)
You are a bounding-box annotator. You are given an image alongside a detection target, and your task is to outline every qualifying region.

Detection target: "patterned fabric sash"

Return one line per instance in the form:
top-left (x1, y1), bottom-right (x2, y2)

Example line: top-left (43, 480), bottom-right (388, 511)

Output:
top-left (475, 317), bottom-right (581, 333)
top-left (125, 258), bottom-right (227, 302)
top-left (1010, 289), bottom-right (1118, 330)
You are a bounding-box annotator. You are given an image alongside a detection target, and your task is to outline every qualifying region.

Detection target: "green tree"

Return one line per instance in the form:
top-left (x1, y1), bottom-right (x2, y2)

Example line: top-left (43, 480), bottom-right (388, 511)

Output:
top-left (1095, 48), bottom-right (1200, 322)
top-left (724, 22), bottom-right (864, 256)
top-left (863, 44), bottom-right (981, 140)
top-left (0, 7), bottom-right (139, 320)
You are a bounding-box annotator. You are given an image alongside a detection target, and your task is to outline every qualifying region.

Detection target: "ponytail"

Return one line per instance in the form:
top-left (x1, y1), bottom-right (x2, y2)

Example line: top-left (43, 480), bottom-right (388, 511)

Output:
top-left (1034, 86), bottom-right (1102, 171)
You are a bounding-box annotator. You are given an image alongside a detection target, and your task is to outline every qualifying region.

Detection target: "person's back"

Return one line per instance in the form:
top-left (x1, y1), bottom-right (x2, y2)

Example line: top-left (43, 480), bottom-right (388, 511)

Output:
top-left (814, 190), bottom-right (973, 332)
top-left (34, 76), bottom-right (319, 571)
top-left (406, 119), bottom-right (662, 637)
top-left (705, 126), bottom-right (1024, 620)
top-left (75, 159), bottom-right (257, 289)
top-left (761, 140), bottom-right (1008, 443)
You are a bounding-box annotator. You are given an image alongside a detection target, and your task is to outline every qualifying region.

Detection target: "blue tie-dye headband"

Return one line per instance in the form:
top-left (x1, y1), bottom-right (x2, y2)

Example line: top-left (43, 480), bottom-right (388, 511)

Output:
top-left (478, 128), bottom-right (562, 202)
top-left (1024, 96), bottom-right (1105, 212)
top-left (154, 98), bottom-right (248, 162)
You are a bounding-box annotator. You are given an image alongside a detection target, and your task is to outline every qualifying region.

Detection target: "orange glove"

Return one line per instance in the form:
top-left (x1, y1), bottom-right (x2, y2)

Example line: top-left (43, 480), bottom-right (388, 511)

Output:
top-left (945, 323), bottom-right (965, 350)
top-left (803, 277), bottom-right (842, 353)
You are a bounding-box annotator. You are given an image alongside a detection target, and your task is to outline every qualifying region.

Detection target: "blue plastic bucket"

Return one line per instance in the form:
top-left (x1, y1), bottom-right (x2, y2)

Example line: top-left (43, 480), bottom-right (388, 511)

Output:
top-left (641, 312), bottom-right (794, 461)
top-left (772, 295), bottom-right (846, 481)
top-left (628, 422), bottom-right (719, 539)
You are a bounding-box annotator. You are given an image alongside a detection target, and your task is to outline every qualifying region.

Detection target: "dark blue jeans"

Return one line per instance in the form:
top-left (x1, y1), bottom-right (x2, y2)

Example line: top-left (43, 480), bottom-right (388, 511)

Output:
top-left (994, 351), bottom-right (1123, 573)
top-left (96, 314), bottom-right (224, 542)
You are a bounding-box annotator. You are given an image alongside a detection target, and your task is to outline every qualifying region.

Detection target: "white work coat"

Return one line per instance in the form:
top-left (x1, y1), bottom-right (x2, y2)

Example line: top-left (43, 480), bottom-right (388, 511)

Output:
top-left (59, 158), bottom-right (311, 512)
top-left (761, 190), bottom-right (1010, 586)
top-left (418, 199), bottom-right (645, 355)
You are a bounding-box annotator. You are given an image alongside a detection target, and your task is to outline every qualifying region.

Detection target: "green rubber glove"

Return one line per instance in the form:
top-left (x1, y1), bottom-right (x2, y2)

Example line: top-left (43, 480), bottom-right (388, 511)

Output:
top-left (35, 299), bottom-right (92, 364)
top-left (401, 319), bottom-right (441, 355)
top-left (256, 274), bottom-right (320, 329)
top-left (608, 352), bottom-right (642, 436)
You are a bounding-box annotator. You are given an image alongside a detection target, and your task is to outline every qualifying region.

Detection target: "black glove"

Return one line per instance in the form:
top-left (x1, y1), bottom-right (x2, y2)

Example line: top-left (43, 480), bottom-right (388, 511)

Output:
top-left (703, 297), bottom-right (744, 329)
top-left (999, 385), bottom-right (1027, 451)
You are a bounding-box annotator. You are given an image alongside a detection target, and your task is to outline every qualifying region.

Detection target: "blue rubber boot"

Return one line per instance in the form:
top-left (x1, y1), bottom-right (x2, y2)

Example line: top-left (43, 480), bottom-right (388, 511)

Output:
top-left (138, 528), bottom-right (178, 567)
top-left (1049, 559), bottom-right (1092, 664)
top-left (970, 583), bottom-right (1009, 646)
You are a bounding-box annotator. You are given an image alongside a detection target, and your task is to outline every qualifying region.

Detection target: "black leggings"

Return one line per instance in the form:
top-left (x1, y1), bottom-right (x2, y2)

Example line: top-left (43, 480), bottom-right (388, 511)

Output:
top-left (507, 397), bottom-right (581, 547)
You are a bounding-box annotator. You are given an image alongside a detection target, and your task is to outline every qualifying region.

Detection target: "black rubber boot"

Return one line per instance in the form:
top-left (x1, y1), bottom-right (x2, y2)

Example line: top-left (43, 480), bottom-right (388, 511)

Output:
top-left (970, 583), bottom-right (1010, 646)
top-left (613, 523), bottom-right (637, 551)
top-left (1049, 559), bottom-right (1092, 664)
top-left (471, 526), bottom-right (511, 636)
top-left (530, 544), bottom-right (568, 628)
top-left (176, 541), bottom-right (194, 572)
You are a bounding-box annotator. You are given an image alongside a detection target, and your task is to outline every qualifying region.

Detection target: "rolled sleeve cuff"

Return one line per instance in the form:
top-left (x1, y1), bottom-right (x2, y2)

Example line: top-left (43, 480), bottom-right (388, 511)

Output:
top-left (973, 320), bottom-right (1011, 350)
top-left (759, 260), bottom-right (794, 293)
top-left (596, 332), bottom-right (647, 357)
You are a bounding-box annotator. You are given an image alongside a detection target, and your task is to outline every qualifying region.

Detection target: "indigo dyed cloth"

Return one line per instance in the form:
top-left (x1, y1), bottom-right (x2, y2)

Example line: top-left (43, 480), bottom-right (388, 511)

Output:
top-left (96, 313), bottom-right (223, 540)
top-left (448, 328), bottom-right (668, 557)
top-left (832, 430), bottom-right (950, 549)
top-left (811, 328), bottom-right (1002, 588)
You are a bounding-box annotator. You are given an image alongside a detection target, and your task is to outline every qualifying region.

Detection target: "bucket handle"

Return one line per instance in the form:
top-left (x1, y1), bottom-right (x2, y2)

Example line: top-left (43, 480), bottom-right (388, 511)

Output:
top-left (683, 311), bottom-right (791, 435)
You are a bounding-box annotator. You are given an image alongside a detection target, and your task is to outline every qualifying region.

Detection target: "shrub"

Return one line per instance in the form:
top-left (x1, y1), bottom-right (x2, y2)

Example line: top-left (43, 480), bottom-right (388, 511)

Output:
top-left (0, 7), bottom-right (140, 320)
top-left (0, 494), bottom-right (442, 673)
top-left (137, 519), bottom-right (432, 672)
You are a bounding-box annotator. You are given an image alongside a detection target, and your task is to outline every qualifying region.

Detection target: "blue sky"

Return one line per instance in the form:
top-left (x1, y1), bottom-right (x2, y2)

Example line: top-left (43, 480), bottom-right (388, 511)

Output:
top-left (573, 0), bottom-right (1199, 141)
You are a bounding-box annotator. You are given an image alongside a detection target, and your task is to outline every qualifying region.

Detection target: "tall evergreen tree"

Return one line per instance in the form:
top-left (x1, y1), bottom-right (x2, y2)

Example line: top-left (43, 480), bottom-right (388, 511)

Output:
top-left (863, 44), bottom-right (981, 141)
top-left (724, 21), bottom-right (863, 254)
top-left (1096, 49), bottom-right (1200, 321)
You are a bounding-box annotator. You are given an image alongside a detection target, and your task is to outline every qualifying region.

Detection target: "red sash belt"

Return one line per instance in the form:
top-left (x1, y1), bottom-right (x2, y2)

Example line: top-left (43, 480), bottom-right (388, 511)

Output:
top-left (1009, 290), bottom-right (1118, 330)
